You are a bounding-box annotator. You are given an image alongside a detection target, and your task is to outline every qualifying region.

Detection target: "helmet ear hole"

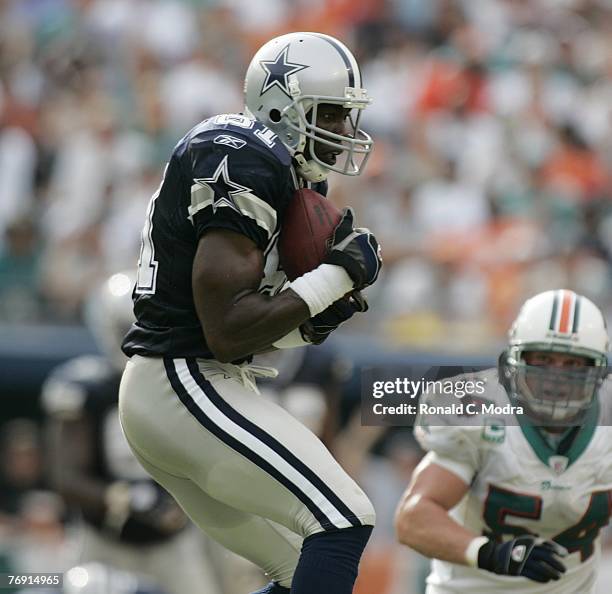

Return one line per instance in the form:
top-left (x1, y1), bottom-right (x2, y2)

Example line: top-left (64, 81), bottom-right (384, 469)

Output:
top-left (269, 109), bottom-right (282, 123)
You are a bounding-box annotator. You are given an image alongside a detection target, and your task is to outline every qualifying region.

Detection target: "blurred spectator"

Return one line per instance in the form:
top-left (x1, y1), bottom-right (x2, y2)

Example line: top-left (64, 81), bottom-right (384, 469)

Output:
top-left (0, 106), bottom-right (37, 243)
top-left (0, 420), bottom-right (44, 520)
top-left (541, 123), bottom-right (608, 201)
top-left (409, 159), bottom-right (490, 237)
top-left (0, 420), bottom-right (72, 588)
top-left (160, 48), bottom-right (242, 136)
top-left (0, 218), bottom-right (42, 321)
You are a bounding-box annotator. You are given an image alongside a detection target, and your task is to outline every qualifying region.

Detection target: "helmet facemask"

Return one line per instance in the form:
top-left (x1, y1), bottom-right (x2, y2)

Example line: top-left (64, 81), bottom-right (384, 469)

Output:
top-left (501, 345), bottom-right (608, 426)
top-left (283, 86), bottom-right (373, 180)
top-left (501, 290), bottom-right (610, 427)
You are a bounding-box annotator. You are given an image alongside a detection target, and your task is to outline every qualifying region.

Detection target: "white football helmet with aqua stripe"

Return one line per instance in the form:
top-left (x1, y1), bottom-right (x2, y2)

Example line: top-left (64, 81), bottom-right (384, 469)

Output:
top-left (501, 290), bottom-right (609, 425)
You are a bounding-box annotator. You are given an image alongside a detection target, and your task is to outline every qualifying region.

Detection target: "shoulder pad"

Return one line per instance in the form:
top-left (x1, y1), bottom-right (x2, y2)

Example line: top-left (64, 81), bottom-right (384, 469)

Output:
top-left (41, 355), bottom-right (115, 419)
top-left (185, 113), bottom-right (291, 166)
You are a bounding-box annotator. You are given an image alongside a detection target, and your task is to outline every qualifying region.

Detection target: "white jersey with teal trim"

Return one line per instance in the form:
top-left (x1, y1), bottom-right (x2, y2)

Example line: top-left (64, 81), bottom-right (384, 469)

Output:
top-left (414, 368), bottom-right (612, 594)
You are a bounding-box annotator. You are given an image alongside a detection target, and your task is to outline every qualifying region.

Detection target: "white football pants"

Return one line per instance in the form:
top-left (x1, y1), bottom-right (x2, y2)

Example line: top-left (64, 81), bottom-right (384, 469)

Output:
top-left (118, 355), bottom-right (375, 587)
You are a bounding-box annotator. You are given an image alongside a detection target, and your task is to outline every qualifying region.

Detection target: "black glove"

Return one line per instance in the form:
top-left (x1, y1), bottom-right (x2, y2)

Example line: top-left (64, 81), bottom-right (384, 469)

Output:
top-left (477, 536), bottom-right (567, 583)
top-left (300, 291), bottom-right (368, 345)
top-left (324, 208), bottom-right (382, 290)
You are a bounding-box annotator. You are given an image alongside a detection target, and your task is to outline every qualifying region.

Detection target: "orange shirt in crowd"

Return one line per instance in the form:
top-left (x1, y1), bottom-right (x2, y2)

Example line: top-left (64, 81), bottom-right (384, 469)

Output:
top-left (541, 146), bottom-right (608, 199)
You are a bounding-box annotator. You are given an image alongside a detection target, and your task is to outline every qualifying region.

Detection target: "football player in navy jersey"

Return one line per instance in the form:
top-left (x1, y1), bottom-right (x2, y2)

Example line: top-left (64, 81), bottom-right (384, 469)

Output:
top-left (42, 272), bottom-right (222, 594)
top-left (119, 32), bottom-right (382, 594)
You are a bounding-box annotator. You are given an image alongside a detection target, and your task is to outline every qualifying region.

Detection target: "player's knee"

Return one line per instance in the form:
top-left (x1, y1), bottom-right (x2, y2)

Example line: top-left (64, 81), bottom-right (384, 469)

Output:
top-left (359, 495), bottom-right (376, 527)
top-left (351, 489), bottom-right (376, 528)
top-left (312, 491), bottom-right (375, 535)
top-left (305, 491), bottom-right (375, 536)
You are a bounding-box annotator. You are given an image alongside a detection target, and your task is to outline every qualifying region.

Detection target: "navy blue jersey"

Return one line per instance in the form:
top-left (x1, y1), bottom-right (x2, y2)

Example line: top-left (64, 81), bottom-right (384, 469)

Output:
top-left (41, 356), bottom-right (186, 544)
top-left (122, 113), bottom-right (327, 359)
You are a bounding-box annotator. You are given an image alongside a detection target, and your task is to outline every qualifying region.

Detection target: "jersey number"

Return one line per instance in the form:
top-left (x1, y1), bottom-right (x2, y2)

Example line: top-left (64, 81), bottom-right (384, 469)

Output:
top-left (215, 114), bottom-right (254, 129)
top-left (484, 485), bottom-right (612, 561)
top-left (135, 165), bottom-right (167, 294)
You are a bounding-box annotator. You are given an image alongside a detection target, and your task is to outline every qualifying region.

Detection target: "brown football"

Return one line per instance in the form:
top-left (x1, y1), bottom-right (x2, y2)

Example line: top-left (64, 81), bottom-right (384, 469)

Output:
top-left (279, 188), bottom-right (342, 281)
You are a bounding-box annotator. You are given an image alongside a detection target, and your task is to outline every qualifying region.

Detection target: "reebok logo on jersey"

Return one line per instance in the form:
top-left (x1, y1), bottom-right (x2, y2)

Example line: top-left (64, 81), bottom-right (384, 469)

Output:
top-left (213, 135), bottom-right (247, 150)
top-left (511, 544), bottom-right (527, 563)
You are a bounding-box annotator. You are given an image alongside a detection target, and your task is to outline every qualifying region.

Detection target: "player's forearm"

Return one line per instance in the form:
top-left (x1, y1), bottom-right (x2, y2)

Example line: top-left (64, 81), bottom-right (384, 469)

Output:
top-left (395, 494), bottom-right (478, 565)
top-left (203, 288), bottom-right (310, 362)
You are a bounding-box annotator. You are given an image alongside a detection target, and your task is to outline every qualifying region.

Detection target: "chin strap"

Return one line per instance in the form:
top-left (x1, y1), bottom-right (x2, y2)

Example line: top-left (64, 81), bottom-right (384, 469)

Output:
top-left (294, 152), bottom-right (329, 183)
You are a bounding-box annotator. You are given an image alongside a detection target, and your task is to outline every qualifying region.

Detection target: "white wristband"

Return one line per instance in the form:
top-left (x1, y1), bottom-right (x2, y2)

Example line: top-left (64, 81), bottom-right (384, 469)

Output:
top-left (465, 536), bottom-right (489, 567)
top-left (288, 264), bottom-right (354, 316)
top-left (272, 327), bottom-right (310, 349)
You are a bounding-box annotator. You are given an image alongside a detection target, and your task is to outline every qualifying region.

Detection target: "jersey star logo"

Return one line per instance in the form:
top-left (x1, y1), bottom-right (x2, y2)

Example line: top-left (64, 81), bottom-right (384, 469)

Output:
top-left (259, 44), bottom-right (308, 98)
top-left (194, 155), bottom-right (250, 214)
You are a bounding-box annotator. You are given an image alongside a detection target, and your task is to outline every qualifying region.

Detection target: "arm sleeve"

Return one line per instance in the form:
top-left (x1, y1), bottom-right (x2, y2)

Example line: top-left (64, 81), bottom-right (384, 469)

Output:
top-left (188, 143), bottom-right (288, 250)
top-left (414, 423), bottom-right (480, 484)
top-left (424, 451), bottom-right (474, 484)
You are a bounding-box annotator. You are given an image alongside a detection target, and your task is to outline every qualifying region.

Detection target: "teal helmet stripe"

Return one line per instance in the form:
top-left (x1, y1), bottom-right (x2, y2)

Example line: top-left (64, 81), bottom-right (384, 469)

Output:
top-left (572, 296), bottom-right (581, 334)
top-left (549, 291), bottom-right (560, 331)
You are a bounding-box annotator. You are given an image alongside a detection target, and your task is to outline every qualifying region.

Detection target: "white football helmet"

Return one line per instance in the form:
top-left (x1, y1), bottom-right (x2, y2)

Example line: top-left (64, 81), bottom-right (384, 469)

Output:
top-left (84, 271), bottom-right (136, 371)
top-left (244, 31), bottom-right (373, 182)
top-left (501, 290), bottom-right (609, 425)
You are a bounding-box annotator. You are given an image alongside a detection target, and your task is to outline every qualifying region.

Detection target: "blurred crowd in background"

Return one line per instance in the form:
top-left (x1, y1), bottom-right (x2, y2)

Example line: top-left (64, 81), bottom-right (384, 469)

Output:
top-left (3, 0), bottom-right (612, 592)
top-left (2, 0), bottom-right (612, 350)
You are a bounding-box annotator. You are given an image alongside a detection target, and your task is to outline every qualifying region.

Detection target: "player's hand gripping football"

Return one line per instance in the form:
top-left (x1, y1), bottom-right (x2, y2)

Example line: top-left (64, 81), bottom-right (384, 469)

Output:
top-left (477, 535), bottom-right (567, 583)
top-left (300, 291), bottom-right (368, 345)
top-left (324, 208), bottom-right (382, 290)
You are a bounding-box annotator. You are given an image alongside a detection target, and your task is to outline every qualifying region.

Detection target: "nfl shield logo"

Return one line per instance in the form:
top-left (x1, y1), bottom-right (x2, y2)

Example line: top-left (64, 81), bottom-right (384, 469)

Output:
top-left (548, 455), bottom-right (569, 475)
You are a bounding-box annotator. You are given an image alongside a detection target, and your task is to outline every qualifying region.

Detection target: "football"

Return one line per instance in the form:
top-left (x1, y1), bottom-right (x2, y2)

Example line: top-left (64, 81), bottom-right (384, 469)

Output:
top-left (279, 188), bottom-right (342, 281)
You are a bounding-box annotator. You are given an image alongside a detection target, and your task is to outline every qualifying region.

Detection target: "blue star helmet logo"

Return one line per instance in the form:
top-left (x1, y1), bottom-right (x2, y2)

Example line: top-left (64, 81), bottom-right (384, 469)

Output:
top-left (259, 44), bottom-right (309, 98)
top-left (194, 155), bottom-right (251, 214)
